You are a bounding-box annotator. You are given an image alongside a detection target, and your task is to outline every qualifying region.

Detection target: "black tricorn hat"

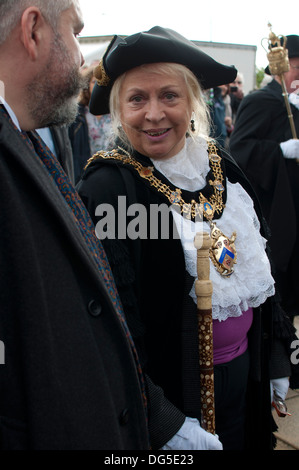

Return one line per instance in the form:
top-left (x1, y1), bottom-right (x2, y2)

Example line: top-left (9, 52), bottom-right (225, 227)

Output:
top-left (265, 34), bottom-right (299, 75)
top-left (90, 26), bottom-right (237, 115)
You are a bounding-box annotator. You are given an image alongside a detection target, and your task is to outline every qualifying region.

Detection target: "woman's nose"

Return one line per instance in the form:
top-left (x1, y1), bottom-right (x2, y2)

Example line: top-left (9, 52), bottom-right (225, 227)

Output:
top-left (145, 99), bottom-right (165, 122)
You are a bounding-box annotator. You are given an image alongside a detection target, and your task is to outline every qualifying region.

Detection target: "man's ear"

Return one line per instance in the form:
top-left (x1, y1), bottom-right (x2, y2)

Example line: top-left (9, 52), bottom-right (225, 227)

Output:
top-left (20, 7), bottom-right (46, 61)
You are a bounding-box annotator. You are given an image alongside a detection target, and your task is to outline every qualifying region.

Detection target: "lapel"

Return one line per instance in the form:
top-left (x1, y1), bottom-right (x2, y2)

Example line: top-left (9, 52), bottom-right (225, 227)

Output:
top-left (0, 113), bottom-right (117, 309)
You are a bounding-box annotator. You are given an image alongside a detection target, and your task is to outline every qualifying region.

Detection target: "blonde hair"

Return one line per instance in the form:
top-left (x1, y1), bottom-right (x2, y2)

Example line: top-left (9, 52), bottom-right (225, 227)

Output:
top-left (109, 62), bottom-right (211, 151)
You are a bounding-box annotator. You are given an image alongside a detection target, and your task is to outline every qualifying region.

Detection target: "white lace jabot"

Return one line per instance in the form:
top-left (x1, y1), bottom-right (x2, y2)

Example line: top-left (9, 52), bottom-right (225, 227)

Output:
top-left (152, 136), bottom-right (210, 191)
top-left (151, 137), bottom-right (275, 322)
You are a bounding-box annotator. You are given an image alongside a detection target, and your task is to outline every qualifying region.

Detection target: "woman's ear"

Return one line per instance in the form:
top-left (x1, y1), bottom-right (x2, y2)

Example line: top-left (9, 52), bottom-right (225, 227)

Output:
top-left (20, 7), bottom-right (45, 61)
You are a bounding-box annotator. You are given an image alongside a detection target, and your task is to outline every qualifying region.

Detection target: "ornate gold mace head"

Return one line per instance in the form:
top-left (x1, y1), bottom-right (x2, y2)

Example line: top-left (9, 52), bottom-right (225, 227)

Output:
top-left (262, 23), bottom-right (289, 75)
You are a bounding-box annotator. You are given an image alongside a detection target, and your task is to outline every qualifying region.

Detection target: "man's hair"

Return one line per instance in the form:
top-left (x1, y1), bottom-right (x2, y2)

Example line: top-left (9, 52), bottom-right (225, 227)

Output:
top-left (0, 0), bottom-right (73, 45)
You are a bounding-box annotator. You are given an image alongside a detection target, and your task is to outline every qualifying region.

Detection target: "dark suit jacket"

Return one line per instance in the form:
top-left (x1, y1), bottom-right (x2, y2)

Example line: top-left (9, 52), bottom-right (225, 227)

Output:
top-left (0, 112), bottom-right (149, 450)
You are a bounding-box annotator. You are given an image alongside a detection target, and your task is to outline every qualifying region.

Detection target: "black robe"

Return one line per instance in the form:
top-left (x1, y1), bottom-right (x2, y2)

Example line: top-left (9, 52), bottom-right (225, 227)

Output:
top-left (77, 142), bottom-right (299, 450)
top-left (229, 79), bottom-right (299, 319)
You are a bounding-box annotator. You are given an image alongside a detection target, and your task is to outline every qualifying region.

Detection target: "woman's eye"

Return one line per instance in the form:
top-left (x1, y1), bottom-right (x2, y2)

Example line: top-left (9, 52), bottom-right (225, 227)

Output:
top-left (131, 95), bottom-right (143, 103)
top-left (164, 92), bottom-right (177, 101)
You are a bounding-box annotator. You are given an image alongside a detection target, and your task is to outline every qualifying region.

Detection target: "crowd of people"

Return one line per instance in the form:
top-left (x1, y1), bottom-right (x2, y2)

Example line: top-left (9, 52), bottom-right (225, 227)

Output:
top-left (0, 0), bottom-right (298, 451)
top-left (206, 72), bottom-right (244, 149)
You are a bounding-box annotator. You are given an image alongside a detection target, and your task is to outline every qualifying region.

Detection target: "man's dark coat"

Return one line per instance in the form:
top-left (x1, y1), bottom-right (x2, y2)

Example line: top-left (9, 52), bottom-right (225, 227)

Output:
top-left (0, 112), bottom-right (149, 450)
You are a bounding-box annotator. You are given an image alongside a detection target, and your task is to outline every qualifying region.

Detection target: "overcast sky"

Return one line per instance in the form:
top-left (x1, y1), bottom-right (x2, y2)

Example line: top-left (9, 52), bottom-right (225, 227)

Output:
top-left (79, 0), bottom-right (297, 68)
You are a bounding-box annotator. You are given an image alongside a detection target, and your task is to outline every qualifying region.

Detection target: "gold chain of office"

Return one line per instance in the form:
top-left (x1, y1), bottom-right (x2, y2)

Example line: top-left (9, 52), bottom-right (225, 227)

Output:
top-left (86, 140), bottom-right (225, 221)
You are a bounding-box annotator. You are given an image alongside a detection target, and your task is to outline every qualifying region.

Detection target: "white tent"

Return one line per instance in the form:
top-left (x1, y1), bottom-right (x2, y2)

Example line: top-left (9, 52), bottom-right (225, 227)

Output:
top-left (80, 41), bottom-right (110, 66)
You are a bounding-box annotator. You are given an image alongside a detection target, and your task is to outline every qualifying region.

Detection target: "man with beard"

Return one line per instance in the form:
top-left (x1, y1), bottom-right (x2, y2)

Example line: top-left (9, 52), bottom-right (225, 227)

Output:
top-left (0, 0), bottom-right (149, 450)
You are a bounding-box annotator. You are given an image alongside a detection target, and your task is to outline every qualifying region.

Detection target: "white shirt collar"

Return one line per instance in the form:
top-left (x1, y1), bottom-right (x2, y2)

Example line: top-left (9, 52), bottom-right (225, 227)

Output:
top-left (0, 96), bottom-right (21, 131)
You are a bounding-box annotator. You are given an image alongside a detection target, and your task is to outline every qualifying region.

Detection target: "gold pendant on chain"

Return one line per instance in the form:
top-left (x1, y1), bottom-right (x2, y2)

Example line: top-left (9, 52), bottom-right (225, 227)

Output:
top-left (209, 222), bottom-right (237, 277)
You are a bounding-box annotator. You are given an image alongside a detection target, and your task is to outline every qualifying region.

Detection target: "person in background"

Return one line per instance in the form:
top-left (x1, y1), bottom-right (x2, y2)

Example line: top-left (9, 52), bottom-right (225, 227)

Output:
top-left (206, 84), bottom-right (232, 149)
top-left (0, 0), bottom-right (149, 450)
top-left (220, 84), bottom-right (233, 147)
top-left (77, 26), bottom-right (299, 450)
top-left (230, 72), bottom-right (244, 124)
top-left (207, 86), bottom-right (227, 148)
top-left (69, 66), bottom-right (113, 182)
top-left (230, 35), bottom-right (299, 324)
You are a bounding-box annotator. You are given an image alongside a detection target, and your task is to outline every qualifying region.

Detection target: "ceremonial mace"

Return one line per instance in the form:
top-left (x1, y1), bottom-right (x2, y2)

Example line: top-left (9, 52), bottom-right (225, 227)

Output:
top-left (194, 232), bottom-right (215, 434)
top-left (263, 24), bottom-right (299, 164)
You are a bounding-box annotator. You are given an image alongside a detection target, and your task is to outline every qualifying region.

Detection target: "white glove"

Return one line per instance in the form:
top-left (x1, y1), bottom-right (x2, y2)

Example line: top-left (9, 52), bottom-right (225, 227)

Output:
top-left (270, 377), bottom-right (289, 402)
top-left (161, 417), bottom-right (223, 450)
top-left (280, 139), bottom-right (299, 159)
top-left (289, 92), bottom-right (299, 110)
top-left (271, 377), bottom-right (291, 417)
